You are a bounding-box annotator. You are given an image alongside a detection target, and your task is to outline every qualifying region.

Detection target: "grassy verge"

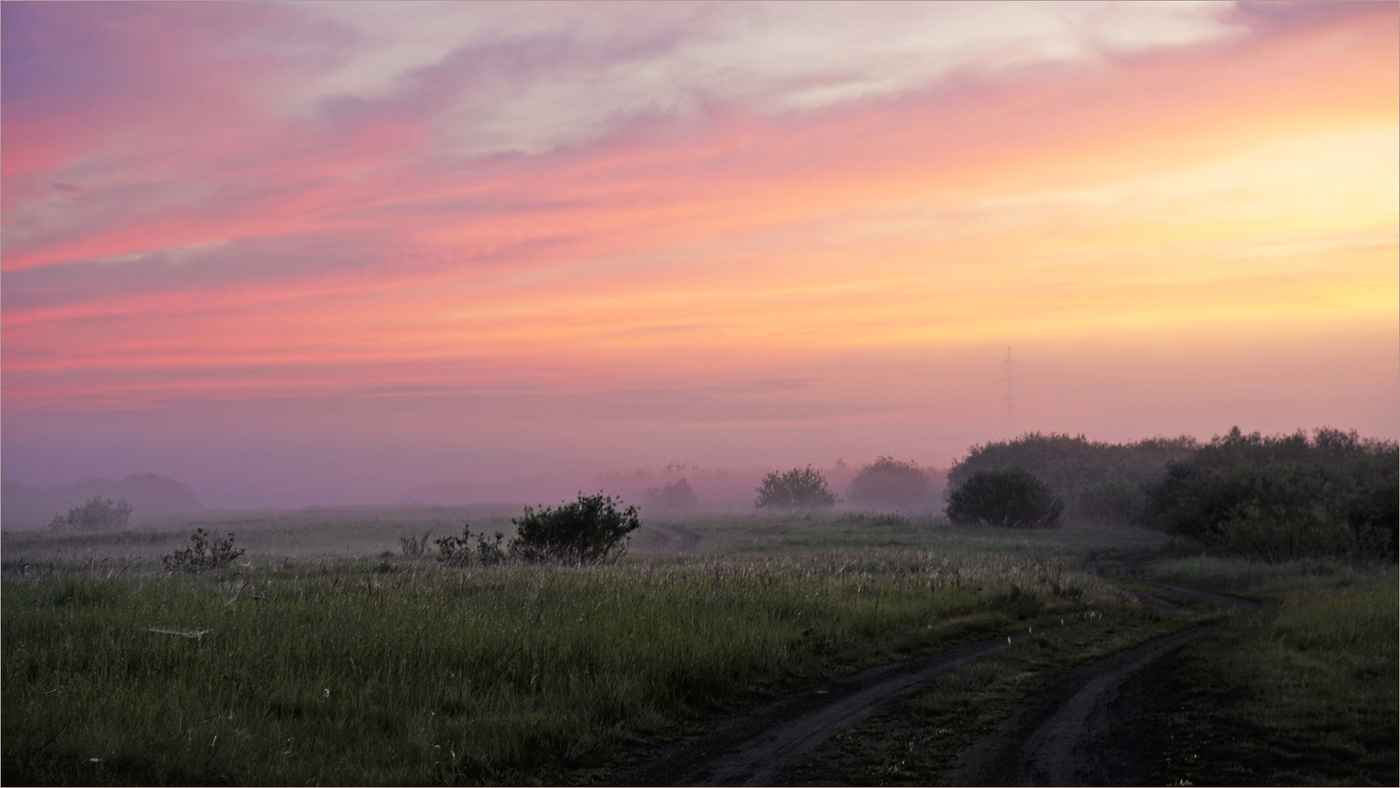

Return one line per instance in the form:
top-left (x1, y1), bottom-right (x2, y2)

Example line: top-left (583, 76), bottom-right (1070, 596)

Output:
top-left (1145, 558), bottom-right (1398, 786)
top-left (3, 549), bottom-right (1118, 786)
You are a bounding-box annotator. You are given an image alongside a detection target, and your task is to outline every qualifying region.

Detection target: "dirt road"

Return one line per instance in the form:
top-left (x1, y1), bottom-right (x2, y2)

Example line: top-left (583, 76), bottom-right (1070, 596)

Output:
top-left (612, 579), bottom-right (1258, 786)
top-left (611, 626), bottom-right (1063, 786)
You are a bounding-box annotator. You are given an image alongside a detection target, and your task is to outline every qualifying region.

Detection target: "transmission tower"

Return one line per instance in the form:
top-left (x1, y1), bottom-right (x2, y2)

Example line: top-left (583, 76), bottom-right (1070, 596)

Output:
top-left (1004, 346), bottom-right (1015, 421)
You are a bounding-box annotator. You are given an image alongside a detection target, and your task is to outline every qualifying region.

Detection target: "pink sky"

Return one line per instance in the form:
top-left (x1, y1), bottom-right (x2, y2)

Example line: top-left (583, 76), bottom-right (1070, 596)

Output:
top-left (3, 1), bottom-right (1396, 507)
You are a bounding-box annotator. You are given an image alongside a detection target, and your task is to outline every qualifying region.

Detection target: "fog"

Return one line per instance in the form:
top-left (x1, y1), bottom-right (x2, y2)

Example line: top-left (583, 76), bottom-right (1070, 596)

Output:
top-left (4, 336), bottom-right (1395, 516)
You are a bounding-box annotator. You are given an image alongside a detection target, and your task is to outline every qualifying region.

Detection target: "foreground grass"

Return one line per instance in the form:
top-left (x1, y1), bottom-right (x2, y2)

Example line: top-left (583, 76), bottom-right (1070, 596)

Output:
top-left (1147, 557), bottom-right (1399, 786)
top-left (3, 549), bottom-right (1116, 786)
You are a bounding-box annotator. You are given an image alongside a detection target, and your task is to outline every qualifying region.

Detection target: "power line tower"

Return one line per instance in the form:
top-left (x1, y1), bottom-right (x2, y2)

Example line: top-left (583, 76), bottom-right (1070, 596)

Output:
top-left (1003, 346), bottom-right (1015, 421)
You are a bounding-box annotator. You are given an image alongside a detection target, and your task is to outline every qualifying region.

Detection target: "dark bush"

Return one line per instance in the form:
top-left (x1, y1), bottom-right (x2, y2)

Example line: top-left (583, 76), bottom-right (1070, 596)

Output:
top-left (755, 466), bottom-right (836, 510)
top-left (1145, 427), bottom-right (1398, 562)
top-left (848, 457), bottom-right (930, 508)
top-left (945, 469), bottom-right (1064, 529)
top-left (162, 528), bottom-right (245, 573)
top-left (646, 478), bottom-right (697, 511)
top-left (509, 493), bottom-right (639, 565)
top-left (48, 496), bottom-right (133, 531)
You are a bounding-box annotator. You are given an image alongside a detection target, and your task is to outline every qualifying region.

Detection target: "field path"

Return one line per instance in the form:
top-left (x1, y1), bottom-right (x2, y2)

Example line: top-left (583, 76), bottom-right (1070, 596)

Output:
top-left (940, 582), bottom-right (1258, 785)
top-left (613, 574), bottom-right (1259, 786)
top-left (611, 627), bottom-right (1061, 786)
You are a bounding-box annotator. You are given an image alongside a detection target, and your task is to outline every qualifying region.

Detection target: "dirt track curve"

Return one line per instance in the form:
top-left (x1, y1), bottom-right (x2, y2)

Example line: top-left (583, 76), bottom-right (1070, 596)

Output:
top-left (612, 573), bottom-right (1259, 786)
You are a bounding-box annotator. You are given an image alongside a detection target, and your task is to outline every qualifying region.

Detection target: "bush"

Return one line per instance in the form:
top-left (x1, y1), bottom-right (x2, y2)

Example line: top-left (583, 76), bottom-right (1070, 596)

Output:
top-left (646, 478), bottom-right (697, 511)
top-left (848, 457), bottom-right (930, 508)
top-left (945, 469), bottom-right (1064, 529)
top-left (435, 524), bottom-right (507, 567)
top-left (510, 493), bottom-right (639, 565)
top-left (162, 528), bottom-right (245, 573)
top-left (48, 496), bottom-right (133, 531)
top-left (755, 466), bottom-right (837, 510)
top-left (1145, 427), bottom-right (1398, 562)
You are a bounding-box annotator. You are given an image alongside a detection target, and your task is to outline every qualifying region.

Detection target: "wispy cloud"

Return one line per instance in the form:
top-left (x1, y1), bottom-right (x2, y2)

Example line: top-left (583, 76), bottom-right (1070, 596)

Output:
top-left (2, 1), bottom-right (1395, 502)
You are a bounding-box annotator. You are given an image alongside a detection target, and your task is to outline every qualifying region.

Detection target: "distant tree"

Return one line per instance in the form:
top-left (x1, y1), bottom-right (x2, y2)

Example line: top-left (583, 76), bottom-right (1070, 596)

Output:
top-left (509, 492), bottom-right (640, 565)
top-left (848, 457), bottom-right (930, 508)
top-left (946, 469), bottom-right (1063, 529)
top-left (646, 478), bottom-right (698, 511)
top-left (755, 466), bottom-right (837, 510)
top-left (948, 433), bottom-right (1197, 524)
top-left (48, 496), bottom-right (133, 531)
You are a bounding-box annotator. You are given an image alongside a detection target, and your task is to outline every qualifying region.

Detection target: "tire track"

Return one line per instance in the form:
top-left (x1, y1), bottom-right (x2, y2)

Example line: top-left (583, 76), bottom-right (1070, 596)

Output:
top-left (612, 577), bottom-right (1258, 786)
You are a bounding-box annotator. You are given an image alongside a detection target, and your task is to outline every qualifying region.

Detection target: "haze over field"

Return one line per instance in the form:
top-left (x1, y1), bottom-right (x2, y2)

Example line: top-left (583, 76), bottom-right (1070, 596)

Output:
top-left (3, 1), bottom-right (1396, 509)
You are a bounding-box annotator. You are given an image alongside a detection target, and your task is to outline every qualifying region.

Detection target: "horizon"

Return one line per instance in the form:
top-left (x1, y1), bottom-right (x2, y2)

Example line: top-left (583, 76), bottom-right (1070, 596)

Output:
top-left (3, 1), bottom-right (1397, 509)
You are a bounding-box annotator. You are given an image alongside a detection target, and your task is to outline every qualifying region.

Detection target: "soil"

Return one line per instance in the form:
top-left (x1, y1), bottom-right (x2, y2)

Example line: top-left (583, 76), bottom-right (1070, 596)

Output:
top-left (609, 573), bottom-right (1260, 787)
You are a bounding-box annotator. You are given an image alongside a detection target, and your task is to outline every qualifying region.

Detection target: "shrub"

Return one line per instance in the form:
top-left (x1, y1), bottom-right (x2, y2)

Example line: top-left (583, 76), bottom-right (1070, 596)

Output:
top-left (755, 466), bottom-right (837, 510)
top-left (509, 493), bottom-right (639, 565)
top-left (945, 469), bottom-right (1064, 529)
top-left (646, 478), bottom-right (698, 511)
top-left (1145, 427), bottom-right (1398, 562)
top-left (435, 524), bottom-right (508, 567)
top-left (399, 529), bottom-right (433, 556)
top-left (848, 457), bottom-right (930, 508)
top-left (162, 528), bottom-right (245, 573)
top-left (48, 496), bottom-right (133, 531)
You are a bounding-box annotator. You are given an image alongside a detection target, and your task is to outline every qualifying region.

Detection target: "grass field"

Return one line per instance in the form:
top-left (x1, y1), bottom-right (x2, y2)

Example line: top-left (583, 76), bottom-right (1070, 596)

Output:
top-left (1146, 556), bottom-right (1399, 786)
top-left (2, 510), bottom-right (1394, 785)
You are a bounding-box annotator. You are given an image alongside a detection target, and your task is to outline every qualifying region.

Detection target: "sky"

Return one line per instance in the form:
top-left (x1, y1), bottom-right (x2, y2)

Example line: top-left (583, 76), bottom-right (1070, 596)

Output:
top-left (2, 1), bottom-right (1396, 508)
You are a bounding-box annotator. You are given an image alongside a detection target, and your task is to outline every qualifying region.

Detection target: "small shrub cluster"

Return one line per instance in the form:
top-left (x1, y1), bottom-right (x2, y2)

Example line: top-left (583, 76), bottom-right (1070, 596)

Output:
top-left (435, 526), bottom-right (507, 567)
top-left (945, 469), bottom-right (1064, 529)
top-left (162, 528), bottom-right (245, 573)
top-left (431, 493), bottom-right (640, 567)
top-left (48, 496), bottom-right (133, 532)
top-left (399, 529), bottom-right (433, 556)
top-left (1146, 428), bottom-right (1398, 562)
top-left (755, 466), bottom-right (837, 510)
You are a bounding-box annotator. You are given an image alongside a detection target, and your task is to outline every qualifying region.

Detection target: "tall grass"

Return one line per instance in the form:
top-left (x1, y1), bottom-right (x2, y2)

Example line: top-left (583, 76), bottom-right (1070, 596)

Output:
top-left (3, 550), bottom-right (1114, 785)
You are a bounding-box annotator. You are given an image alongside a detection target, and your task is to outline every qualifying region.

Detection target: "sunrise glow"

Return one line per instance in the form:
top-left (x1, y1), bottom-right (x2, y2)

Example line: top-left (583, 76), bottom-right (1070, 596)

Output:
top-left (3, 1), bottom-right (1396, 506)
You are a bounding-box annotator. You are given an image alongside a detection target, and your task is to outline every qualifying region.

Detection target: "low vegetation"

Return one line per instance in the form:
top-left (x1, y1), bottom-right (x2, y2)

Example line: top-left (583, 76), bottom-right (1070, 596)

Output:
top-left (160, 528), bottom-right (245, 573)
top-left (435, 524), bottom-right (507, 567)
top-left (2, 543), bottom-right (1112, 786)
top-left (1147, 556), bottom-right (1398, 785)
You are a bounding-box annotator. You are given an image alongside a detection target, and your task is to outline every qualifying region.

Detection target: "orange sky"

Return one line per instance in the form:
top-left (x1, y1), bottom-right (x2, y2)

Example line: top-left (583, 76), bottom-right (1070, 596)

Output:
top-left (2, 1), bottom-right (1396, 506)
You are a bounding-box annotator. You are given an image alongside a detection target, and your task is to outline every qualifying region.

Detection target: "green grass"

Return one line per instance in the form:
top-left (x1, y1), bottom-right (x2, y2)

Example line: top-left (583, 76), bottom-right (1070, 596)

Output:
top-left (2, 545), bottom-right (1121, 786)
top-left (1146, 557), bottom-right (1398, 786)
